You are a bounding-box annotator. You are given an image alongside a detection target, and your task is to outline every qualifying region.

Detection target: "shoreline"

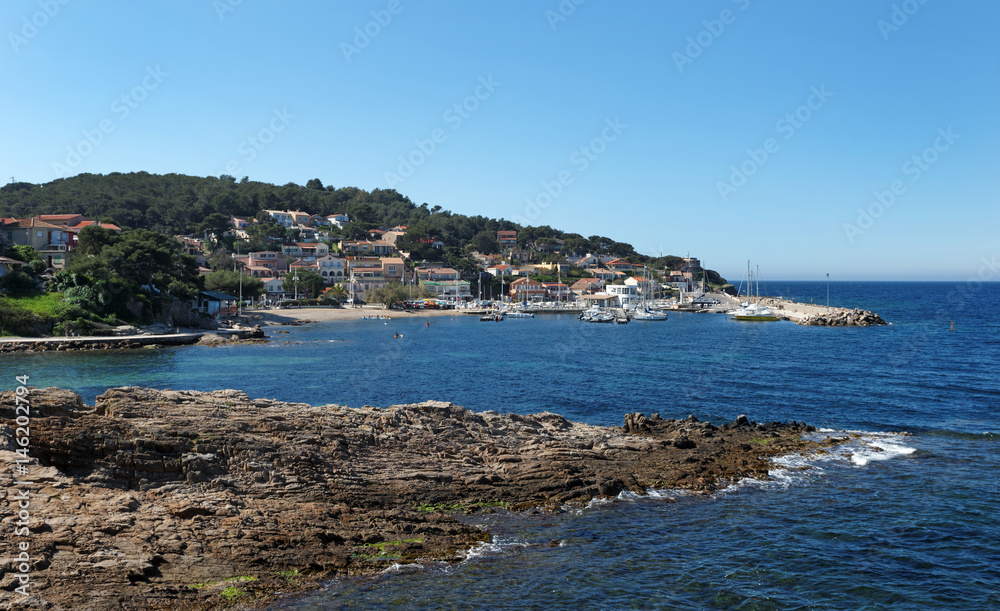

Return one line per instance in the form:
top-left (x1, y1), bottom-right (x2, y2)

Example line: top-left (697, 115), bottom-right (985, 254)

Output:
top-left (252, 305), bottom-right (460, 325)
top-left (1, 386), bottom-right (836, 610)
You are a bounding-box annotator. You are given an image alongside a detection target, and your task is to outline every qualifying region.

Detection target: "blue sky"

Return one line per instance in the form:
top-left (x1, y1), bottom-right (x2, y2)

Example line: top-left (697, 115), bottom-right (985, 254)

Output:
top-left (2, 0), bottom-right (997, 281)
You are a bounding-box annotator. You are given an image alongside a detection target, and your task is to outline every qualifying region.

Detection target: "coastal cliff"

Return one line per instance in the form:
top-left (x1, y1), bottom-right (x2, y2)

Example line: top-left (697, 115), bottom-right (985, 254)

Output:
top-left (2, 387), bottom-right (826, 610)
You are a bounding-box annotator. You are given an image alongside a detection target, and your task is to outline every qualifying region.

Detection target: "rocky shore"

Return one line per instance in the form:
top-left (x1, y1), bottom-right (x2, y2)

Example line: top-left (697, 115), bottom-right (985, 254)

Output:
top-left (1, 387), bottom-right (836, 610)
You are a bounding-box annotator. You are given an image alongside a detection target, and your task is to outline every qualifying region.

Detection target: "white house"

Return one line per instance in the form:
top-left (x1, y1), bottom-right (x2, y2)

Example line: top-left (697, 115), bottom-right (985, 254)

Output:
top-left (603, 284), bottom-right (639, 307)
top-left (260, 277), bottom-right (286, 300)
top-left (264, 210), bottom-right (294, 228)
top-left (326, 213), bottom-right (349, 228)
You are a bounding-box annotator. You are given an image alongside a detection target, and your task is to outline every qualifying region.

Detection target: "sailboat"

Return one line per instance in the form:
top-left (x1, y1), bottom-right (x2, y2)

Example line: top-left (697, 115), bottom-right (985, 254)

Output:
top-left (631, 266), bottom-right (668, 321)
top-left (728, 261), bottom-right (779, 322)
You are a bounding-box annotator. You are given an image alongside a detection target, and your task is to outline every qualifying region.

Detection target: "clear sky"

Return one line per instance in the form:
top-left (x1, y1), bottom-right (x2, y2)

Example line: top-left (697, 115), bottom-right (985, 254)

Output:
top-left (2, 0), bottom-right (997, 281)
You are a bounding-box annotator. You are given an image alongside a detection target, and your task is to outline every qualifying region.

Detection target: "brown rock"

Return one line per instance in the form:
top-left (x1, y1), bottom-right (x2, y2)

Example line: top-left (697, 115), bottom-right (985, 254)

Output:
top-left (5, 388), bottom-right (825, 610)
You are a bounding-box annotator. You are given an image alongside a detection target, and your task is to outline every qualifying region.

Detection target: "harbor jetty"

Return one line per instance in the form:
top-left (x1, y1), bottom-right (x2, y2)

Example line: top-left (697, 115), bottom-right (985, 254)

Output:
top-left (0, 386), bottom-right (835, 610)
top-left (756, 297), bottom-right (888, 326)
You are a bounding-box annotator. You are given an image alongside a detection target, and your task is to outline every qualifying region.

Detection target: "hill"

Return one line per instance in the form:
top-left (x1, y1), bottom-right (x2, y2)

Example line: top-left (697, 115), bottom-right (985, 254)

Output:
top-left (0, 172), bottom-right (725, 283)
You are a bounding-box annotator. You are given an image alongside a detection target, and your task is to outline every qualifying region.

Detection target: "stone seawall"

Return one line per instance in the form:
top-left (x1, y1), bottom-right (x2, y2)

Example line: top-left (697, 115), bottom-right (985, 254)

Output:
top-left (0, 387), bottom-right (837, 610)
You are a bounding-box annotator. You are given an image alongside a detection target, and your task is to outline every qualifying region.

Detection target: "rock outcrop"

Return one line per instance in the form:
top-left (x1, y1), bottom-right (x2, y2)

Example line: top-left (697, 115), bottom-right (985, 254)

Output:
top-left (1, 387), bottom-right (825, 610)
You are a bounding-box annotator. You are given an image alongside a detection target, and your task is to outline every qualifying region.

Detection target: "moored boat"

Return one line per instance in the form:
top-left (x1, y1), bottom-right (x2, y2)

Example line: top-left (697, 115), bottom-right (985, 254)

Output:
top-left (728, 261), bottom-right (779, 322)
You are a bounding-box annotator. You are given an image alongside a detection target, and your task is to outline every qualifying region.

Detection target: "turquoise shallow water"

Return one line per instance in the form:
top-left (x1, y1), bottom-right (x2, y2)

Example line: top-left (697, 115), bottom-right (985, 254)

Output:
top-left (3, 281), bottom-right (999, 609)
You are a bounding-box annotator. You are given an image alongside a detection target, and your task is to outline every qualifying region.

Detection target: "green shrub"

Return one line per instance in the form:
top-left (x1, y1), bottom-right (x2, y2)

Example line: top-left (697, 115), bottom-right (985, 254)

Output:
top-left (0, 298), bottom-right (36, 336)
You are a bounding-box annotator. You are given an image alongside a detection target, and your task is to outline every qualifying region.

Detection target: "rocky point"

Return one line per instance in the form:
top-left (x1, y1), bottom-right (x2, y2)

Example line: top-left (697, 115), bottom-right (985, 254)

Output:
top-left (1, 387), bottom-right (834, 610)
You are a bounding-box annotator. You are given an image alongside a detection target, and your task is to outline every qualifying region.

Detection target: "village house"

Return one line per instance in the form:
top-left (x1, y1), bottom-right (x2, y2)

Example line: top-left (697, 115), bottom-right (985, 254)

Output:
top-left (567, 254), bottom-right (601, 269)
top-left (542, 282), bottom-right (572, 301)
top-left (605, 258), bottom-right (633, 272)
top-left (340, 239), bottom-right (396, 256)
top-left (326, 213), bottom-right (349, 228)
top-left (416, 266), bottom-right (460, 281)
top-left (348, 258), bottom-right (385, 280)
top-left (497, 230), bottom-right (518, 249)
top-left (604, 284), bottom-right (639, 307)
top-left (3, 218), bottom-right (73, 269)
top-left (243, 251), bottom-right (288, 277)
top-left (316, 254), bottom-right (347, 282)
top-left (175, 236), bottom-right (208, 258)
top-left (381, 257), bottom-right (405, 282)
top-left (508, 277), bottom-right (546, 302)
top-left (570, 277), bottom-right (605, 295)
top-left (589, 268), bottom-right (625, 282)
top-left (419, 277), bottom-right (472, 300)
top-left (259, 277), bottom-right (286, 300)
top-left (263, 210), bottom-right (294, 227)
top-left (485, 263), bottom-right (517, 277)
top-left (289, 259), bottom-right (318, 275)
top-left (281, 242), bottom-right (330, 259)
top-left (231, 216), bottom-right (252, 230)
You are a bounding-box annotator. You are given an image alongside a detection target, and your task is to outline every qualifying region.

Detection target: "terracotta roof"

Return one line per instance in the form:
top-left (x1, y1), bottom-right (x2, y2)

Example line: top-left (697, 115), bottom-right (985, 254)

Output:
top-left (7, 218), bottom-right (64, 229)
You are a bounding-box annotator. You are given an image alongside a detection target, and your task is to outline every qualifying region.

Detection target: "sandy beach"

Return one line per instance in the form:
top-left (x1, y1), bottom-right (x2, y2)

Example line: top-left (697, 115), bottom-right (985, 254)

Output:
top-left (249, 305), bottom-right (465, 325)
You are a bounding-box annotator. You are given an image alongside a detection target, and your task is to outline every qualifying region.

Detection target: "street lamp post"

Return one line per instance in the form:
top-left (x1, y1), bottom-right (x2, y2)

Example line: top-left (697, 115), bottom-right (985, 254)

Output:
top-left (293, 274), bottom-right (299, 302)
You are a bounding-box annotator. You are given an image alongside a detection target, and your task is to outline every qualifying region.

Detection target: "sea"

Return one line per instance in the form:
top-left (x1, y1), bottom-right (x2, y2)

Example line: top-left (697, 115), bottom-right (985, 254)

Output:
top-left (4, 281), bottom-right (998, 610)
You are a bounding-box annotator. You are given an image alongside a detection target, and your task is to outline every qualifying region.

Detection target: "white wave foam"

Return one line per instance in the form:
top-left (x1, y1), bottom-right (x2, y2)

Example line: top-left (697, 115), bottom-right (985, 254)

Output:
top-left (715, 430), bottom-right (917, 493)
top-left (380, 561), bottom-right (424, 574)
top-left (847, 436), bottom-right (917, 466)
top-left (459, 536), bottom-right (527, 562)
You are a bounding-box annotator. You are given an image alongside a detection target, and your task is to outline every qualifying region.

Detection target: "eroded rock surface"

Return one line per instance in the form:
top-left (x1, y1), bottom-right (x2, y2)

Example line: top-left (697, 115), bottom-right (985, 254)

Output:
top-left (1, 387), bottom-right (822, 610)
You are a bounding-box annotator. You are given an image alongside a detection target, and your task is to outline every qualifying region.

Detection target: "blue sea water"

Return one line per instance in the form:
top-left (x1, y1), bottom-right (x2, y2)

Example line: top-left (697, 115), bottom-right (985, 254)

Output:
top-left (3, 281), bottom-right (999, 609)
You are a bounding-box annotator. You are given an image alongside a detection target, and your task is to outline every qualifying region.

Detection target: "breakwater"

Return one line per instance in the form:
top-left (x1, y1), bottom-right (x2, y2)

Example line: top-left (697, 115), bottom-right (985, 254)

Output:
top-left (758, 297), bottom-right (888, 326)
